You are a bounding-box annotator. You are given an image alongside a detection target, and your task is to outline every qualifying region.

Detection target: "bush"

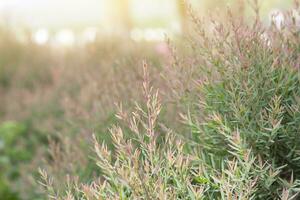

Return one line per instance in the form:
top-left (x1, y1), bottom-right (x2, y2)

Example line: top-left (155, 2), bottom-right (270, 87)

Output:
top-left (39, 63), bottom-right (299, 199)
top-left (0, 122), bottom-right (27, 199)
top-left (38, 63), bottom-right (261, 199)
top-left (186, 2), bottom-right (300, 199)
top-left (25, 1), bottom-right (300, 199)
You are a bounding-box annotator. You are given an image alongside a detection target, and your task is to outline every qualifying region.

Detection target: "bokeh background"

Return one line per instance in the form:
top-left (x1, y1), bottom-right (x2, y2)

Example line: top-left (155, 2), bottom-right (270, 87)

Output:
top-left (0, 0), bottom-right (296, 199)
top-left (0, 0), bottom-right (295, 45)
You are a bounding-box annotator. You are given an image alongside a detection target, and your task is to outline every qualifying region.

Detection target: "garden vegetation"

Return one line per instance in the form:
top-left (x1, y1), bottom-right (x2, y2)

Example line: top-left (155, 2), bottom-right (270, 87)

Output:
top-left (1, 1), bottom-right (300, 199)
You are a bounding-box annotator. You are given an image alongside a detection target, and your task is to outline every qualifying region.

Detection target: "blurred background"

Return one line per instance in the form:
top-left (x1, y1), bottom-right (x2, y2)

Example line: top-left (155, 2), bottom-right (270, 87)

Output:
top-left (0, 0), bottom-right (296, 199)
top-left (0, 0), bottom-right (295, 45)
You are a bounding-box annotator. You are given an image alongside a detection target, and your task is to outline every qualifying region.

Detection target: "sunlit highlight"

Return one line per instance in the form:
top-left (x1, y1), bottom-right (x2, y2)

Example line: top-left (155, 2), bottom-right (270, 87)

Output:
top-left (33, 28), bottom-right (49, 45)
top-left (55, 29), bottom-right (75, 46)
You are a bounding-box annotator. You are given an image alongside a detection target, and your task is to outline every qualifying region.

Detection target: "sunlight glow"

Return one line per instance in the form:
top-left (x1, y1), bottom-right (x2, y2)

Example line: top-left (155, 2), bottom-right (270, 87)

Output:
top-left (33, 28), bottom-right (49, 45)
top-left (55, 29), bottom-right (75, 46)
top-left (82, 27), bottom-right (98, 43)
top-left (130, 28), bottom-right (166, 42)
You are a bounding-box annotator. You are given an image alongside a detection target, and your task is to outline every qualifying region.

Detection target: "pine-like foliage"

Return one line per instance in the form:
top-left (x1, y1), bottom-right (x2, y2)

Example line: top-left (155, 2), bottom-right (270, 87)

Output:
top-left (40, 1), bottom-right (300, 199)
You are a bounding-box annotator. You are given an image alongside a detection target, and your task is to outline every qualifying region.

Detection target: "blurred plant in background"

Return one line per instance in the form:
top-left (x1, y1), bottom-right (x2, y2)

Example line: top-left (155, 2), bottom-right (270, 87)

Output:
top-left (0, 22), bottom-right (170, 199)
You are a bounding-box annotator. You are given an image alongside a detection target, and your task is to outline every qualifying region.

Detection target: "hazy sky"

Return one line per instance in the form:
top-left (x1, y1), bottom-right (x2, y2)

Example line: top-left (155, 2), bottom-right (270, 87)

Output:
top-left (0, 0), bottom-right (181, 31)
top-left (0, 0), bottom-right (106, 29)
top-left (0, 0), bottom-right (295, 31)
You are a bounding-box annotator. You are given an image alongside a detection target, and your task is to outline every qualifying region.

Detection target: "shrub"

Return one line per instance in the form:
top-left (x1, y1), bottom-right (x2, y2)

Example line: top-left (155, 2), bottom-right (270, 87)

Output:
top-left (38, 1), bottom-right (300, 199)
top-left (0, 121), bottom-right (28, 199)
top-left (185, 1), bottom-right (300, 199)
top-left (39, 61), bottom-right (298, 199)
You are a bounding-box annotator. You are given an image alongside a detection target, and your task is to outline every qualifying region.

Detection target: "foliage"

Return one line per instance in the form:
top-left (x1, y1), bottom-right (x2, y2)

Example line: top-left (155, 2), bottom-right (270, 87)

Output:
top-left (39, 1), bottom-right (300, 199)
top-left (0, 121), bottom-right (28, 199)
top-left (1, 1), bottom-right (300, 200)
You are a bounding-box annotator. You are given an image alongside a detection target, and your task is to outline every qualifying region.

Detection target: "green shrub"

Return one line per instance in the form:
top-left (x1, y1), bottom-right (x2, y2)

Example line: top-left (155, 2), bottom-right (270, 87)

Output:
top-left (38, 2), bottom-right (300, 200)
top-left (185, 2), bottom-right (300, 199)
top-left (0, 121), bottom-right (27, 199)
top-left (39, 61), bottom-right (298, 199)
